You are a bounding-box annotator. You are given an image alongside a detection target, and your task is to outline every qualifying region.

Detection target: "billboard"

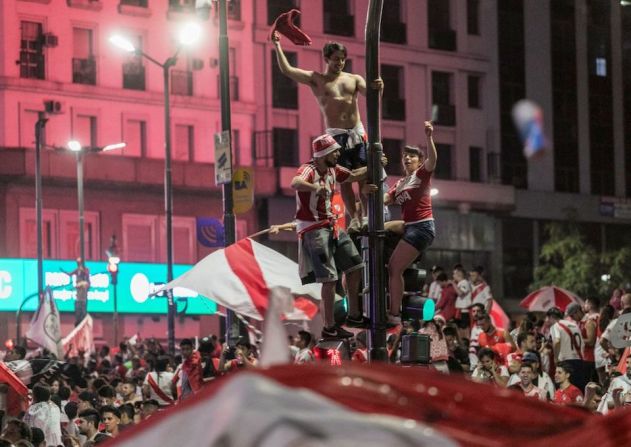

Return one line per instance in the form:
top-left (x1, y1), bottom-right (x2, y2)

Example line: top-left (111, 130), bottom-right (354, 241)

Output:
top-left (0, 258), bottom-right (216, 315)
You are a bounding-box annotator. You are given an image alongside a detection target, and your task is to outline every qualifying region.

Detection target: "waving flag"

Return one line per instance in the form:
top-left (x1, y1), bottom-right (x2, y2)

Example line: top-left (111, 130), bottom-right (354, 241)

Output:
top-left (157, 238), bottom-right (320, 321)
top-left (62, 314), bottom-right (95, 357)
top-left (26, 288), bottom-right (62, 358)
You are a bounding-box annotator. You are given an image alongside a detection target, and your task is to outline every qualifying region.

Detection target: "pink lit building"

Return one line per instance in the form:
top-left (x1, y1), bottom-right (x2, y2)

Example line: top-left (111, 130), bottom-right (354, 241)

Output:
top-left (3, 0), bottom-right (629, 344)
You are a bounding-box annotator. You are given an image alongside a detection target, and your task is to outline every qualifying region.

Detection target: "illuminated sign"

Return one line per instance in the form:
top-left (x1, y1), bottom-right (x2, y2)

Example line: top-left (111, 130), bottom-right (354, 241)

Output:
top-left (0, 259), bottom-right (216, 315)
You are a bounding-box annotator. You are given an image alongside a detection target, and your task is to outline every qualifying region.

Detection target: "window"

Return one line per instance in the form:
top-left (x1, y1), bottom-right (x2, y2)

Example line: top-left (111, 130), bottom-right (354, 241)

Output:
top-left (124, 119), bottom-right (147, 157)
top-left (19, 21), bottom-right (45, 79)
top-left (468, 75), bottom-right (481, 108)
top-left (469, 146), bottom-right (483, 182)
top-left (169, 0), bottom-right (195, 12)
top-left (381, 64), bottom-right (405, 121)
top-left (381, 0), bottom-right (406, 44)
top-left (268, 0), bottom-right (299, 25)
top-left (467, 0), bottom-right (480, 35)
top-left (73, 28), bottom-right (96, 85)
top-left (272, 128), bottom-right (299, 167)
top-left (382, 139), bottom-right (403, 176)
top-left (59, 210), bottom-right (100, 260)
top-left (122, 214), bottom-right (157, 262)
top-left (323, 0), bottom-right (354, 37)
top-left (428, 0), bottom-right (456, 51)
top-left (120, 0), bottom-right (147, 6)
top-left (272, 51), bottom-right (298, 109)
top-left (434, 144), bottom-right (452, 180)
top-left (19, 208), bottom-right (57, 259)
top-left (432, 72), bottom-right (455, 126)
top-left (227, 0), bottom-right (241, 20)
top-left (122, 35), bottom-right (144, 90)
top-left (171, 69), bottom-right (193, 96)
top-left (75, 115), bottom-right (97, 148)
top-left (174, 125), bottom-right (194, 161)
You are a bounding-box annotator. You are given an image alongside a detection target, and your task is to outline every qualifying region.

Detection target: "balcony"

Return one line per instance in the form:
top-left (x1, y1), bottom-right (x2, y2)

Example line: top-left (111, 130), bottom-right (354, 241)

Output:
top-left (122, 62), bottom-right (145, 91)
top-left (172, 70), bottom-right (193, 96)
top-left (382, 22), bottom-right (407, 44)
top-left (72, 57), bottom-right (96, 85)
top-left (431, 104), bottom-right (456, 126)
top-left (19, 51), bottom-right (45, 80)
top-left (323, 13), bottom-right (355, 37)
top-left (429, 28), bottom-right (457, 52)
top-left (382, 98), bottom-right (406, 121)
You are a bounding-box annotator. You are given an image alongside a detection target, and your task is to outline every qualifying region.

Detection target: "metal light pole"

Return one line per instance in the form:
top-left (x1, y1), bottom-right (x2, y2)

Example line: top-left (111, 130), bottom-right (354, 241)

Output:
top-left (110, 25), bottom-right (201, 356)
top-left (365, 0), bottom-right (388, 362)
top-left (34, 112), bottom-right (48, 305)
top-left (216, 0), bottom-right (238, 344)
top-left (106, 234), bottom-right (120, 346)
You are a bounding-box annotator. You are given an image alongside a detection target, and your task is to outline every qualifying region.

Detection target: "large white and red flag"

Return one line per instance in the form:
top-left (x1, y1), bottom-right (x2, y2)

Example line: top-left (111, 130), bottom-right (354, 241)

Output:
top-left (62, 314), bottom-right (95, 357)
top-left (26, 288), bottom-right (63, 358)
top-left (157, 238), bottom-right (320, 321)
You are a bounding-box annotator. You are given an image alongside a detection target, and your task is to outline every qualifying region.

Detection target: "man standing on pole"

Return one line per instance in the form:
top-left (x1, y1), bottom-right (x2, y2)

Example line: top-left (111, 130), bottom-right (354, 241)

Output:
top-left (272, 32), bottom-right (383, 233)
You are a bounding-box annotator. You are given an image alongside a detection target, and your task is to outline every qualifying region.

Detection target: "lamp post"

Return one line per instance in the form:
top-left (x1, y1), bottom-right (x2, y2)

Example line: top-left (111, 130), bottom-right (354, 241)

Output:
top-left (34, 112), bottom-right (48, 309)
top-left (106, 234), bottom-right (121, 346)
top-left (66, 141), bottom-right (125, 325)
top-left (110, 24), bottom-right (202, 355)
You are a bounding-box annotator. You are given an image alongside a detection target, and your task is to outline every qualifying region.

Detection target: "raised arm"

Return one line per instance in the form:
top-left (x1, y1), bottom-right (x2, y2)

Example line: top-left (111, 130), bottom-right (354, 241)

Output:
top-left (424, 121), bottom-right (437, 172)
top-left (272, 32), bottom-right (314, 85)
top-left (357, 75), bottom-right (384, 96)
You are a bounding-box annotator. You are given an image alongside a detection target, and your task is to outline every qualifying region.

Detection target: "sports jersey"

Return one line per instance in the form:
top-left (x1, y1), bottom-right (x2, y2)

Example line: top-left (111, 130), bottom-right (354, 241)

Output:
top-left (554, 385), bottom-right (583, 405)
top-left (455, 279), bottom-right (472, 310)
top-left (428, 280), bottom-right (442, 301)
top-left (294, 161), bottom-right (351, 232)
top-left (522, 385), bottom-right (547, 401)
top-left (580, 313), bottom-right (598, 362)
top-left (471, 281), bottom-right (492, 308)
top-left (295, 348), bottom-right (315, 364)
top-left (550, 319), bottom-right (583, 361)
top-left (387, 165), bottom-right (433, 223)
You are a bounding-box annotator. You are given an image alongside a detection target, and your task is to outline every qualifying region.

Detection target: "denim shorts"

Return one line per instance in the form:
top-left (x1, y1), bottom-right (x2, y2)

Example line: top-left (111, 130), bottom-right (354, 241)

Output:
top-left (402, 220), bottom-right (435, 252)
top-left (331, 133), bottom-right (367, 170)
top-left (301, 227), bottom-right (364, 283)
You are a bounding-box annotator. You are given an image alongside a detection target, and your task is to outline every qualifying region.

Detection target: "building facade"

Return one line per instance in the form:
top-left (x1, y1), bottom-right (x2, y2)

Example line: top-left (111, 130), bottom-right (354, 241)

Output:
top-left (0, 0), bottom-right (630, 344)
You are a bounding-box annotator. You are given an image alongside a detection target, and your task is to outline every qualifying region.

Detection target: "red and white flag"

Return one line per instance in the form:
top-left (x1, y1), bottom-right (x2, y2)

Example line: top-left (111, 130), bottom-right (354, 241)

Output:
top-left (62, 314), bottom-right (95, 357)
top-left (157, 238), bottom-right (320, 321)
top-left (26, 288), bottom-right (63, 358)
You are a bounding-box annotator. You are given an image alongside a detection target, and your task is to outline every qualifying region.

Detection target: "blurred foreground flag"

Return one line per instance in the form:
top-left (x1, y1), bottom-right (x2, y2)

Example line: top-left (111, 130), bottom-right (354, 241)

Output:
top-left (511, 99), bottom-right (547, 159)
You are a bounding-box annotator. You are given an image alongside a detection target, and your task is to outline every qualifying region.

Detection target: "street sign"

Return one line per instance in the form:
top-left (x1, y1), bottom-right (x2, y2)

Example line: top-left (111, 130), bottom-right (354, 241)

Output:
top-left (233, 167), bottom-right (254, 214)
top-left (214, 130), bottom-right (232, 185)
top-left (196, 217), bottom-right (225, 248)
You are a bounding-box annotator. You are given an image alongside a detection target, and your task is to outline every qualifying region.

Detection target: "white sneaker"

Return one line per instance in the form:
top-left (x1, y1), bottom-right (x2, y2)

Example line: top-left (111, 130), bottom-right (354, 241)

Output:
top-left (347, 217), bottom-right (361, 233)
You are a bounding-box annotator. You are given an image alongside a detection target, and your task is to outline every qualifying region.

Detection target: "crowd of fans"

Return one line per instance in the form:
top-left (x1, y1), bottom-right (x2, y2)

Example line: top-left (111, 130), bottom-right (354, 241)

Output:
top-left (0, 265), bottom-right (630, 446)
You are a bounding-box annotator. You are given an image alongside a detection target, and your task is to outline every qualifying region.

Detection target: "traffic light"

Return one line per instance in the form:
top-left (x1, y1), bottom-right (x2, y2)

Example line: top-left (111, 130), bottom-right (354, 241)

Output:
top-left (107, 261), bottom-right (118, 285)
top-left (402, 295), bottom-right (435, 322)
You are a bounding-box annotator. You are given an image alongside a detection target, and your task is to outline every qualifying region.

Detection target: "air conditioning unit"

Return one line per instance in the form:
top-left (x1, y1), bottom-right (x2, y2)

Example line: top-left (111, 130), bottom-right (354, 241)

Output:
top-left (42, 33), bottom-right (58, 48)
top-left (191, 58), bottom-right (204, 71)
top-left (43, 100), bottom-right (64, 114)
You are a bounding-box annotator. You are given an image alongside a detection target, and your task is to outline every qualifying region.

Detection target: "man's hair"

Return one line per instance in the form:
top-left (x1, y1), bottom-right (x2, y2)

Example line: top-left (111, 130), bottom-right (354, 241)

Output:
top-left (472, 265), bottom-right (485, 275)
top-left (442, 326), bottom-right (458, 337)
top-left (322, 42), bottom-right (347, 59)
top-left (5, 418), bottom-right (31, 441)
top-left (402, 145), bottom-right (423, 157)
top-left (30, 427), bottom-right (44, 446)
top-left (436, 272), bottom-right (449, 282)
top-left (64, 401), bottom-right (79, 420)
top-left (557, 361), bottom-right (574, 377)
top-left (298, 330), bottom-right (312, 346)
top-left (546, 307), bottom-right (563, 320)
top-left (58, 385), bottom-right (71, 400)
top-left (119, 403), bottom-right (135, 421)
top-left (12, 346), bottom-right (27, 360)
top-left (78, 391), bottom-right (98, 408)
top-left (470, 303), bottom-right (485, 312)
top-left (98, 385), bottom-right (116, 399)
top-left (180, 338), bottom-right (193, 348)
top-left (453, 266), bottom-right (466, 276)
top-left (32, 383), bottom-right (51, 403)
top-left (516, 331), bottom-right (533, 348)
top-left (519, 361), bottom-right (535, 372)
top-left (100, 405), bottom-right (121, 420)
top-left (78, 408), bottom-right (101, 429)
top-left (586, 296), bottom-right (601, 309)
top-left (154, 355), bottom-right (171, 372)
top-left (477, 347), bottom-right (496, 361)
top-left (142, 399), bottom-right (160, 409)
top-left (122, 378), bottom-right (136, 387)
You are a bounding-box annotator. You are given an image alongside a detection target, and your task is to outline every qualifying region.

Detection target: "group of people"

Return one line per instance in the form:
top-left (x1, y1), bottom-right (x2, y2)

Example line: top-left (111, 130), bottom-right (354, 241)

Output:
top-left (272, 33), bottom-right (439, 339)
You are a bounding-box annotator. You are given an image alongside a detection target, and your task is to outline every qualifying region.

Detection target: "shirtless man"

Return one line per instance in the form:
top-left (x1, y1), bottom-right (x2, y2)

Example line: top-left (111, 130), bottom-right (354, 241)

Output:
top-left (272, 32), bottom-right (384, 232)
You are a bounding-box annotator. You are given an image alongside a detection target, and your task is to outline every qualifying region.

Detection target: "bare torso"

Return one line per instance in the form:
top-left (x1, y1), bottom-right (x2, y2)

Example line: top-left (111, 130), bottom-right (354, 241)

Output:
top-left (311, 72), bottom-right (361, 129)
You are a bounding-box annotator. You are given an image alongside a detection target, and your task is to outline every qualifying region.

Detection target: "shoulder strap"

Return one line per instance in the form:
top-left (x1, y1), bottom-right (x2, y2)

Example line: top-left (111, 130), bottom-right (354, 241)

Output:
top-left (147, 373), bottom-right (173, 404)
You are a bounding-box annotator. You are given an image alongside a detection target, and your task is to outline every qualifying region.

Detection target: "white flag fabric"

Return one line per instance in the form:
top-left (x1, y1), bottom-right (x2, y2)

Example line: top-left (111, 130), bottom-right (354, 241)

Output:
top-left (260, 287), bottom-right (294, 367)
top-left (156, 238), bottom-right (321, 321)
top-left (62, 314), bottom-right (95, 357)
top-left (26, 288), bottom-right (63, 358)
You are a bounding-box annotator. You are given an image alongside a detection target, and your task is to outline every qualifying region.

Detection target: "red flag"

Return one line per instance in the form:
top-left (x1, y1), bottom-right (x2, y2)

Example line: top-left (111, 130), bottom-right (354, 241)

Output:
top-left (270, 9), bottom-right (312, 46)
top-left (0, 362), bottom-right (29, 416)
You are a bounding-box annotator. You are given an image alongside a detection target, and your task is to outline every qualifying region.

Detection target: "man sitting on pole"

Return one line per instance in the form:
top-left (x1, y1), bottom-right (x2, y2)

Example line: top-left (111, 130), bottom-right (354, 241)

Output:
top-left (273, 30), bottom-right (383, 233)
top-left (292, 135), bottom-right (380, 339)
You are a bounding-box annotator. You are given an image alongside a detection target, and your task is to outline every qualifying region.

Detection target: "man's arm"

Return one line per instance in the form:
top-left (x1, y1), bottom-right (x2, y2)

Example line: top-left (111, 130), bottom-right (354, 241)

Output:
top-left (272, 32), bottom-right (314, 85)
top-left (424, 121), bottom-right (437, 172)
top-left (357, 75), bottom-right (384, 96)
top-left (291, 176), bottom-right (326, 196)
top-left (343, 166), bottom-right (368, 183)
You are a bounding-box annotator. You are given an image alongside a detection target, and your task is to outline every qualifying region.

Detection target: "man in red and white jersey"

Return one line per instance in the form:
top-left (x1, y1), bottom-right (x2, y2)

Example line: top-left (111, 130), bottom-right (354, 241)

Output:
top-left (549, 304), bottom-right (585, 392)
top-left (516, 362), bottom-right (547, 400)
top-left (292, 134), bottom-right (379, 339)
top-left (469, 265), bottom-right (493, 313)
top-left (553, 362), bottom-right (583, 405)
top-left (294, 331), bottom-right (315, 364)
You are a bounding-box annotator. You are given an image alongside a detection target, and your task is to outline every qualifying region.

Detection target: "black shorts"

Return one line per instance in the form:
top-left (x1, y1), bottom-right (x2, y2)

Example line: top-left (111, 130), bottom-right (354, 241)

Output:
top-left (456, 311), bottom-right (470, 329)
top-left (331, 133), bottom-right (367, 170)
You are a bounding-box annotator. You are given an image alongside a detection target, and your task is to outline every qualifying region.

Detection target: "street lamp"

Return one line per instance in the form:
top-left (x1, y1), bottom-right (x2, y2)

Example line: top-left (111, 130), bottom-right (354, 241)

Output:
top-left (66, 140), bottom-right (125, 325)
top-left (106, 234), bottom-right (120, 346)
top-left (109, 22), bottom-right (202, 356)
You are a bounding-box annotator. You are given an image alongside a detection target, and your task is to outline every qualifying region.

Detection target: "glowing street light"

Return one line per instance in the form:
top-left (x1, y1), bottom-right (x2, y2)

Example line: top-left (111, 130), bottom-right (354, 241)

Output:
top-left (430, 188), bottom-right (439, 197)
